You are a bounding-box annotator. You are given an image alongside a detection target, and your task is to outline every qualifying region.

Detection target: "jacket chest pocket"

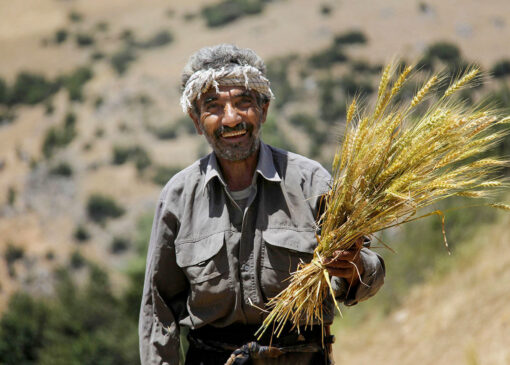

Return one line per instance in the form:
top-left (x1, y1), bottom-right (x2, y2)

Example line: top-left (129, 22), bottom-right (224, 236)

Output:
top-left (175, 232), bottom-right (229, 284)
top-left (260, 229), bottom-right (316, 300)
top-left (175, 231), bottom-right (234, 324)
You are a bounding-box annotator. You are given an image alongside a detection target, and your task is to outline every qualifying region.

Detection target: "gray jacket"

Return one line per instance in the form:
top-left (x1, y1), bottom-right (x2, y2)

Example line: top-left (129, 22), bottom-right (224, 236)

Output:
top-left (139, 142), bottom-right (385, 365)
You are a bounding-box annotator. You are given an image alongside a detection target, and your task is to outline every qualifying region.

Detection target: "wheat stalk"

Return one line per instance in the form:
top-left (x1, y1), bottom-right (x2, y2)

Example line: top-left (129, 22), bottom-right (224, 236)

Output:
top-left (256, 62), bottom-right (510, 340)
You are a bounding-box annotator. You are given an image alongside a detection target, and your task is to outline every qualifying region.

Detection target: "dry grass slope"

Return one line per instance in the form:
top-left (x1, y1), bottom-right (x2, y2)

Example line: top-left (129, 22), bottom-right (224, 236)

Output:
top-left (334, 210), bottom-right (510, 365)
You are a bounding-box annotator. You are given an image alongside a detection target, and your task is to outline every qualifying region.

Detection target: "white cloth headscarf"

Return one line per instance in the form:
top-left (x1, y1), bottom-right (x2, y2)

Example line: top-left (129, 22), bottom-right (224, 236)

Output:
top-left (180, 64), bottom-right (274, 113)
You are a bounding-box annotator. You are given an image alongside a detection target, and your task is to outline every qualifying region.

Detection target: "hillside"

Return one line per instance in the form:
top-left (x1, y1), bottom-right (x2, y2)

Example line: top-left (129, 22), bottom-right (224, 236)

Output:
top-left (0, 1), bottom-right (509, 362)
top-left (334, 210), bottom-right (510, 365)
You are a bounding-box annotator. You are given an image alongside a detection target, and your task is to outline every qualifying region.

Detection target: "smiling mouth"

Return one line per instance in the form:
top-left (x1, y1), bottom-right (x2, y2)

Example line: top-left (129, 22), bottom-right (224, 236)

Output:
top-left (222, 130), bottom-right (247, 138)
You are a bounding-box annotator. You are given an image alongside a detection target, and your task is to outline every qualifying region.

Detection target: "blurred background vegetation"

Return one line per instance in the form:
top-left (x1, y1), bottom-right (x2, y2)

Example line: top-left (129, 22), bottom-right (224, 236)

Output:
top-left (1, 0), bottom-right (509, 364)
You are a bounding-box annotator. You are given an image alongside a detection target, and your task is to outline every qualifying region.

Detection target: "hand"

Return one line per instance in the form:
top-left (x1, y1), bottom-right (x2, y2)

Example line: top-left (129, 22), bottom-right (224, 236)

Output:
top-left (323, 238), bottom-right (364, 288)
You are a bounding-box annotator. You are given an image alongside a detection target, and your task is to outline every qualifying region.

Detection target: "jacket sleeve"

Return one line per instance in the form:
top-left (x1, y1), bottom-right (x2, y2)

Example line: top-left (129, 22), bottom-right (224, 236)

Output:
top-left (139, 195), bottom-right (188, 365)
top-left (331, 241), bottom-right (386, 306)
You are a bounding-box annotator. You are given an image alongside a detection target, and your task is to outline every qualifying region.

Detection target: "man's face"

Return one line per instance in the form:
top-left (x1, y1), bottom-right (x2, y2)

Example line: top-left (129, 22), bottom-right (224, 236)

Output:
top-left (190, 86), bottom-right (269, 161)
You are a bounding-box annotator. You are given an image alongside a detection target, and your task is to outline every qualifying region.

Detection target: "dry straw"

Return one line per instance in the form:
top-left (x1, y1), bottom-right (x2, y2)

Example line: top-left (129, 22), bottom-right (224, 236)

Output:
top-left (256, 63), bottom-right (510, 339)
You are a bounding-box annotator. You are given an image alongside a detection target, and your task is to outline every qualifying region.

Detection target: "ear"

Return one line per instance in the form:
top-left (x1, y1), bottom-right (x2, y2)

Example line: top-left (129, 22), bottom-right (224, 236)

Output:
top-left (260, 101), bottom-right (270, 125)
top-left (188, 111), bottom-right (203, 135)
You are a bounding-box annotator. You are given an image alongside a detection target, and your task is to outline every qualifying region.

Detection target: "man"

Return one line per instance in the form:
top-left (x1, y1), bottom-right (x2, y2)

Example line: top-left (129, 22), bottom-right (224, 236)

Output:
top-left (139, 44), bottom-right (385, 365)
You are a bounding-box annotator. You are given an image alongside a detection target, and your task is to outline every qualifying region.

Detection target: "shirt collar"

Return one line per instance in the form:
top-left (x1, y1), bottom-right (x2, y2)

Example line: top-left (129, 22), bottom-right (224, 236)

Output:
top-left (201, 141), bottom-right (282, 192)
top-left (255, 141), bottom-right (281, 183)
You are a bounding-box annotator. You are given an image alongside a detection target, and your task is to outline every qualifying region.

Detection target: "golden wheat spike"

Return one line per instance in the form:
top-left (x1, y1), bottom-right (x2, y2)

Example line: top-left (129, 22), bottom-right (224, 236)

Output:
top-left (346, 98), bottom-right (357, 125)
top-left (410, 75), bottom-right (438, 108)
top-left (390, 65), bottom-right (413, 98)
top-left (377, 63), bottom-right (392, 98)
top-left (443, 67), bottom-right (480, 98)
top-left (490, 203), bottom-right (510, 211)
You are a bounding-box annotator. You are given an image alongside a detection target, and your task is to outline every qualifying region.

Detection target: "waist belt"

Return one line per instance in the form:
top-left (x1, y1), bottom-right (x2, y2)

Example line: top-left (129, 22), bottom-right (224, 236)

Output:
top-left (187, 325), bottom-right (335, 365)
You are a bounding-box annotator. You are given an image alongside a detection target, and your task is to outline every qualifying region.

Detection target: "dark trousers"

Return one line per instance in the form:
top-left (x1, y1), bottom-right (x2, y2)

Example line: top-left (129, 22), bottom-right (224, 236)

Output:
top-left (184, 324), bottom-right (330, 365)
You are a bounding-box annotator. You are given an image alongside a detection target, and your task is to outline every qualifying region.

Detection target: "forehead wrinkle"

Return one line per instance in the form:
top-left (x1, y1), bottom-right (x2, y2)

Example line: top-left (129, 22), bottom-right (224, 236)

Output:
top-left (201, 86), bottom-right (252, 105)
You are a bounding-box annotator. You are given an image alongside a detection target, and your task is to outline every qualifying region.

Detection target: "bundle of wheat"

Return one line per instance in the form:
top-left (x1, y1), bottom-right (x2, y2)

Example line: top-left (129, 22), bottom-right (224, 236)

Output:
top-left (257, 63), bottom-right (510, 339)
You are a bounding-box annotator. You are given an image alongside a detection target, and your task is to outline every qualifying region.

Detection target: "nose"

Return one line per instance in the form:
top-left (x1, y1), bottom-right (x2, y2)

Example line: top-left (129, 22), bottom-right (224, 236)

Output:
top-left (222, 102), bottom-right (242, 128)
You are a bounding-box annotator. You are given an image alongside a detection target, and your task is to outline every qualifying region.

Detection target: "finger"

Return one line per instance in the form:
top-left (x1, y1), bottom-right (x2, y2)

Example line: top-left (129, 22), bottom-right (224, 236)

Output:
top-left (324, 261), bottom-right (354, 269)
top-left (331, 250), bottom-right (359, 261)
top-left (326, 267), bottom-right (355, 278)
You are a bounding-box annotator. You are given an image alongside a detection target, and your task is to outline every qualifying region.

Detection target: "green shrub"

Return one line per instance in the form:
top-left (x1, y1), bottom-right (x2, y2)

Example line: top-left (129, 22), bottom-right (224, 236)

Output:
top-left (136, 93), bottom-right (153, 106)
top-left (150, 117), bottom-right (194, 139)
top-left (0, 110), bottom-right (16, 126)
top-left (334, 30), bottom-right (367, 45)
top-left (69, 11), bottom-right (83, 22)
top-left (8, 72), bottom-right (59, 105)
top-left (201, 0), bottom-right (265, 27)
top-left (426, 41), bottom-right (461, 63)
top-left (70, 250), bottom-right (86, 269)
top-left (112, 145), bottom-right (151, 171)
top-left (0, 293), bottom-right (50, 363)
top-left (318, 78), bottom-right (346, 123)
top-left (339, 74), bottom-right (374, 96)
top-left (0, 77), bottom-right (6, 104)
top-left (288, 113), bottom-right (318, 135)
top-left (137, 30), bottom-right (174, 49)
top-left (177, 116), bottom-right (197, 134)
top-left (42, 112), bottom-right (77, 158)
top-left (120, 29), bottom-right (135, 43)
top-left (261, 115), bottom-right (294, 151)
top-left (74, 225), bottom-right (91, 242)
top-left (110, 47), bottom-right (137, 75)
top-left (94, 96), bottom-right (104, 108)
top-left (151, 165), bottom-right (181, 185)
top-left (183, 12), bottom-right (197, 22)
top-left (4, 243), bottom-right (24, 265)
top-left (418, 2), bottom-right (431, 13)
top-left (110, 237), bottom-right (131, 254)
top-left (87, 194), bottom-right (125, 223)
top-left (96, 21), bottom-right (109, 32)
top-left (91, 50), bottom-right (105, 61)
top-left (320, 4), bottom-right (332, 16)
top-left (350, 59), bottom-right (382, 74)
top-left (0, 266), bottom-right (140, 364)
top-left (266, 56), bottom-right (296, 109)
top-left (54, 29), bottom-right (68, 44)
top-left (7, 186), bottom-right (16, 206)
top-left (491, 59), bottom-right (510, 78)
top-left (151, 124), bottom-right (178, 139)
top-left (44, 102), bottom-right (54, 115)
top-left (308, 46), bottom-right (348, 69)
top-left (95, 127), bottom-right (105, 138)
top-left (45, 250), bottom-right (55, 260)
top-left (62, 66), bottom-right (93, 101)
top-left (76, 34), bottom-right (93, 48)
top-left (49, 162), bottom-right (73, 177)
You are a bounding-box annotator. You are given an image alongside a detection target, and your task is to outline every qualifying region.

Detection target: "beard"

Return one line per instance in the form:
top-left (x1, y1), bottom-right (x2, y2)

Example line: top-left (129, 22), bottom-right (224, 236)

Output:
top-left (202, 120), bottom-right (262, 161)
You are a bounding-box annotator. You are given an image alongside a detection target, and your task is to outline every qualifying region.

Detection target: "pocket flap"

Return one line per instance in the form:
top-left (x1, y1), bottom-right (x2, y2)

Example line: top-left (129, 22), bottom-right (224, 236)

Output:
top-left (175, 232), bottom-right (224, 267)
top-left (262, 229), bottom-right (317, 254)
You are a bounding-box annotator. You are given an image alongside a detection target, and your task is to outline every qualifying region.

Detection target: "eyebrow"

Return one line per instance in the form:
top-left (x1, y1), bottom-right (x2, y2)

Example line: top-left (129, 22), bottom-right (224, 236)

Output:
top-left (202, 90), bottom-right (254, 106)
top-left (235, 90), bottom-right (254, 99)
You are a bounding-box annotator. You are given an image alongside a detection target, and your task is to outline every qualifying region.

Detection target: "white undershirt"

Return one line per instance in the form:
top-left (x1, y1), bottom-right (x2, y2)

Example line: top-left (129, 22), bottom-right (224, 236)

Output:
top-left (229, 184), bottom-right (256, 211)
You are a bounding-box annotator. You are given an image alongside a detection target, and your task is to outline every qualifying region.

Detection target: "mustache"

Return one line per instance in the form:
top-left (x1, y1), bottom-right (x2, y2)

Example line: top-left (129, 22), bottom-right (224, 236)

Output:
top-left (214, 121), bottom-right (251, 138)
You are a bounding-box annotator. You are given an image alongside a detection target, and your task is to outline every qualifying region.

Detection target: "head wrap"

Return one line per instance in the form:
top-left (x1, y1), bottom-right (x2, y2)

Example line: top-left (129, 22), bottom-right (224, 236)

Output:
top-left (180, 64), bottom-right (274, 113)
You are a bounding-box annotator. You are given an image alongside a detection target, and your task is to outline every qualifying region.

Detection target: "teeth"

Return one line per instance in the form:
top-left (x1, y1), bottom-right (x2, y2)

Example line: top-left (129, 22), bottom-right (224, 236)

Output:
top-left (222, 130), bottom-right (246, 138)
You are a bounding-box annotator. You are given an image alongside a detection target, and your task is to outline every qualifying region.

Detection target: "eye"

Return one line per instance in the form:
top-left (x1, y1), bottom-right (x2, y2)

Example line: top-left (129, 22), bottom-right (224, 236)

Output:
top-left (237, 97), bottom-right (254, 109)
top-left (204, 102), bottom-right (220, 112)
